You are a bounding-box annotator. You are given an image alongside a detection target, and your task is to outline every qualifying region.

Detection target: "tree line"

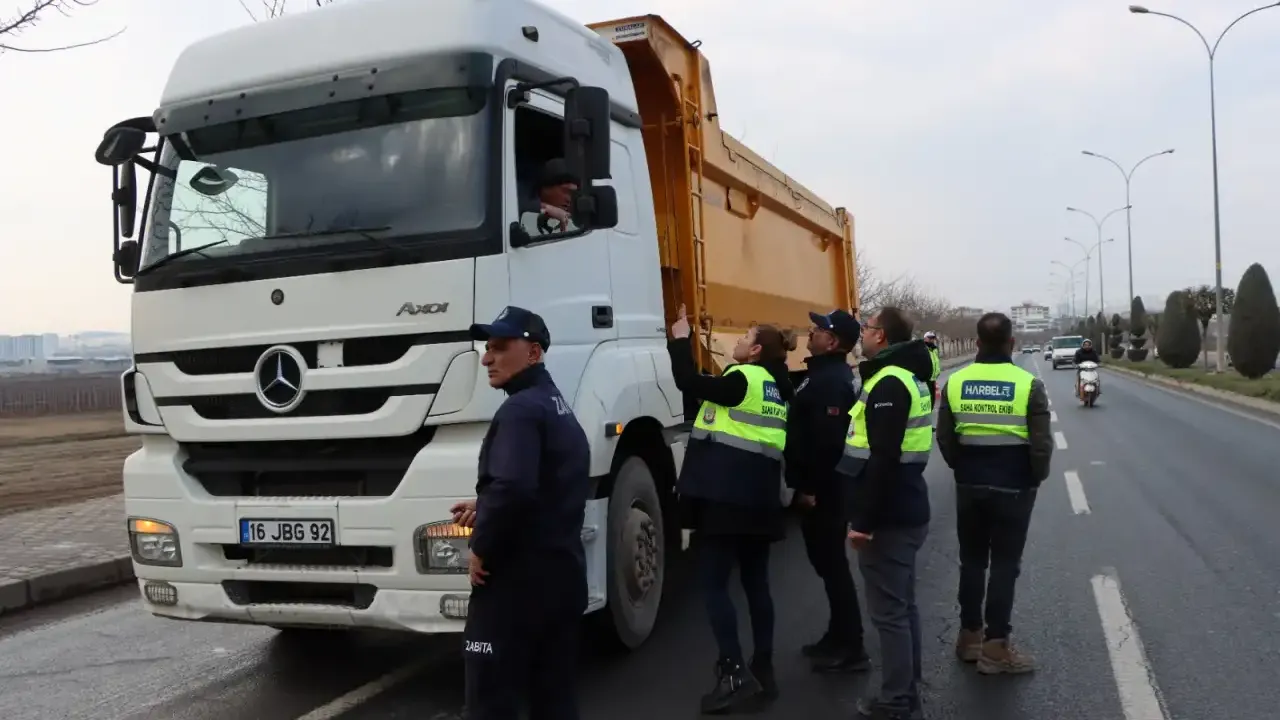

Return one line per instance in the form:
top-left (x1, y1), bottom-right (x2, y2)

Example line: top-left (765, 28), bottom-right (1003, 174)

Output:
top-left (1075, 265), bottom-right (1280, 380)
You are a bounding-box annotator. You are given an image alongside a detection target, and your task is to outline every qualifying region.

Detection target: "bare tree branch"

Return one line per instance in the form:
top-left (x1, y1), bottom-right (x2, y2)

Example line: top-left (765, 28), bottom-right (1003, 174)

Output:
top-left (0, 0), bottom-right (124, 54)
top-left (241, 0), bottom-right (334, 21)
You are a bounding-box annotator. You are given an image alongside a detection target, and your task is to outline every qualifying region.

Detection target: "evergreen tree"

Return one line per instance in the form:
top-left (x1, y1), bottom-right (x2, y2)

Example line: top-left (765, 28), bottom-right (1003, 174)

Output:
top-left (1108, 314), bottom-right (1125, 358)
top-left (1227, 263), bottom-right (1280, 379)
top-left (1156, 291), bottom-right (1200, 368)
top-left (1128, 296), bottom-right (1149, 361)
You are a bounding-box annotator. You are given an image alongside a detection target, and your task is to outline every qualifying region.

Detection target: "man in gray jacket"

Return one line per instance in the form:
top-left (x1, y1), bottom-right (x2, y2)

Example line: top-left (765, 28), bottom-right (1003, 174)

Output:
top-left (936, 312), bottom-right (1053, 675)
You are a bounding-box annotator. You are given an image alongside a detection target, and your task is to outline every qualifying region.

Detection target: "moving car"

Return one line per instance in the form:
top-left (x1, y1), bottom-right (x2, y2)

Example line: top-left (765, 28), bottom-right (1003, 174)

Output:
top-left (1050, 335), bottom-right (1085, 369)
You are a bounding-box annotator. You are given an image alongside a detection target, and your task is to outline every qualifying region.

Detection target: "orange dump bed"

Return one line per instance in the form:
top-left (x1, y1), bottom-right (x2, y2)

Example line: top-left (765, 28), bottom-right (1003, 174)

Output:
top-left (589, 15), bottom-right (858, 371)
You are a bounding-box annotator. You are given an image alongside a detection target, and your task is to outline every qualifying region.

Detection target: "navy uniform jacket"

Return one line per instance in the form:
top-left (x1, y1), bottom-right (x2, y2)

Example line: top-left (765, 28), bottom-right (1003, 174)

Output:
top-left (784, 352), bottom-right (857, 498)
top-left (470, 364), bottom-right (590, 585)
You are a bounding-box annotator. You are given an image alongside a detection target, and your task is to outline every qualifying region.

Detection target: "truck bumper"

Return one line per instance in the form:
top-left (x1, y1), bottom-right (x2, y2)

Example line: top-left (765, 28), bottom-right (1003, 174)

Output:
top-left (123, 428), bottom-right (487, 634)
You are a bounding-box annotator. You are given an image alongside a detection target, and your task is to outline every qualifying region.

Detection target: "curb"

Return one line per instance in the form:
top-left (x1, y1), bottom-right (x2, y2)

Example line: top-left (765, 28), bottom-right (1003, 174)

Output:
top-left (0, 555), bottom-right (135, 617)
top-left (1102, 364), bottom-right (1280, 419)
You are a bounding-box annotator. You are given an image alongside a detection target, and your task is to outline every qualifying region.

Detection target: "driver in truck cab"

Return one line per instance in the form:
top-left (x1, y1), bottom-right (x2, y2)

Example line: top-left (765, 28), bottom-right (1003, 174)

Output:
top-left (449, 305), bottom-right (591, 720)
top-left (520, 157), bottom-right (578, 230)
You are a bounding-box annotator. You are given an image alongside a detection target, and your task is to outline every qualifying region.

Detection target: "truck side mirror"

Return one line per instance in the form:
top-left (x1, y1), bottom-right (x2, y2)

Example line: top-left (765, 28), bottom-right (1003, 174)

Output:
top-left (96, 126), bottom-right (148, 167)
top-left (115, 160), bottom-right (138, 239)
top-left (572, 185), bottom-right (618, 230)
top-left (114, 240), bottom-right (140, 280)
top-left (563, 86), bottom-right (611, 182)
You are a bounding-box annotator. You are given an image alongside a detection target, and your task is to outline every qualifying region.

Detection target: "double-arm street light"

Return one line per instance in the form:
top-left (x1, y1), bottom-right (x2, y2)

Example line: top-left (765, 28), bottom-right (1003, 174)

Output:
top-left (1080, 149), bottom-right (1174, 314)
top-left (1129, 2), bottom-right (1280, 371)
top-left (1066, 206), bottom-right (1129, 318)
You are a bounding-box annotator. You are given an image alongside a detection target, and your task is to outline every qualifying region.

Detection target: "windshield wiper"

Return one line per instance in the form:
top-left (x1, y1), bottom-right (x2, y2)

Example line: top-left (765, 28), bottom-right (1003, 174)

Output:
top-left (135, 240), bottom-right (229, 277)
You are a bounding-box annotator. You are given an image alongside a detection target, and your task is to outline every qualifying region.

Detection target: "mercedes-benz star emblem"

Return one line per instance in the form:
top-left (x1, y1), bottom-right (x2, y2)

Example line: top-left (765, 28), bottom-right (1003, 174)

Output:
top-left (253, 346), bottom-right (307, 414)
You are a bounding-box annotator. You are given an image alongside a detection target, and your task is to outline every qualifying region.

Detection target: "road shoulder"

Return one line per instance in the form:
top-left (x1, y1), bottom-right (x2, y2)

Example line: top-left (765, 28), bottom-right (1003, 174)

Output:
top-left (1101, 363), bottom-right (1280, 421)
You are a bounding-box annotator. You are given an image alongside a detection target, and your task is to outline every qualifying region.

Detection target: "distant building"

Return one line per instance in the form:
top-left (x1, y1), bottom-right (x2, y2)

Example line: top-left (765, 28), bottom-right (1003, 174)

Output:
top-left (952, 306), bottom-right (985, 319)
top-left (1009, 303), bottom-right (1051, 334)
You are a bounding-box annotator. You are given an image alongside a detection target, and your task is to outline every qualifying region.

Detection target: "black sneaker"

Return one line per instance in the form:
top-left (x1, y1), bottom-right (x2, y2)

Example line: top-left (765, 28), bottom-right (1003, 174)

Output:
top-left (800, 631), bottom-right (839, 659)
top-left (811, 645), bottom-right (872, 674)
top-left (700, 658), bottom-right (763, 715)
top-left (749, 653), bottom-right (778, 702)
top-left (854, 698), bottom-right (914, 720)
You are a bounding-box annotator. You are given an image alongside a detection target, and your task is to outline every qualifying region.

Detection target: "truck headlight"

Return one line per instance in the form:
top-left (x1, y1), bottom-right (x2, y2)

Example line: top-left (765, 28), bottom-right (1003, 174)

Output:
top-left (128, 517), bottom-right (182, 567)
top-left (415, 520), bottom-right (472, 574)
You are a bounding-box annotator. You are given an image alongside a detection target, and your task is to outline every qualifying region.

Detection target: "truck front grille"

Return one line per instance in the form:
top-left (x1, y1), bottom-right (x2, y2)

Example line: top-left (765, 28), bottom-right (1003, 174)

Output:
top-left (182, 426), bottom-right (435, 497)
top-left (222, 545), bottom-right (394, 569)
top-left (221, 580), bottom-right (377, 609)
top-left (134, 331), bottom-right (469, 375)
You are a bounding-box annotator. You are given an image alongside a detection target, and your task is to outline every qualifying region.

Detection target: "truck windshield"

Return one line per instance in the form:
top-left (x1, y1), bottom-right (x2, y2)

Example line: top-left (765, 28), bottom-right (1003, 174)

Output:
top-left (141, 87), bottom-right (487, 270)
top-left (1052, 336), bottom-right (1084, 349)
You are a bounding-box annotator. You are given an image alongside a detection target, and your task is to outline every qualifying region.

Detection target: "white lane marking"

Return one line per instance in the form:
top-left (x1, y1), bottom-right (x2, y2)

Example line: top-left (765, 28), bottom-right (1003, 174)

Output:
top-left (1109, 369), bottom-right (1280, 432)
top-left (1054, 431), bottom-right (1068, 449)
top-left (1063, 471), bottom-right (1091, 514)
top-left (1090, 460), bottom-right (1105, 465)
top-left (1047, 396), bottom-right (1053, 407)
top-left (1050, 410), bottom-right (1058, 423)
top-left (293, 656), bottom-right (433, 720)
top-left (1091, 570), bottom-right (1171, 720)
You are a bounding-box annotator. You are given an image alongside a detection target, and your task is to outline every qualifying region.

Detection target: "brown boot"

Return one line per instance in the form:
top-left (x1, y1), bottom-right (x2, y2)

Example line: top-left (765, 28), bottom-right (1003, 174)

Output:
top-left (976, 637), bottom-right (1036, 675)
top-left (955, 629), bottom-right (984, 663)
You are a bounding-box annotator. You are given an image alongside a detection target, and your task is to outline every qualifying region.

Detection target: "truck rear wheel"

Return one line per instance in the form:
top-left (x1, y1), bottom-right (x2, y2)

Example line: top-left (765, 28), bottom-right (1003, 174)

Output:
top-left (601, 455), bottom-right (665, 650)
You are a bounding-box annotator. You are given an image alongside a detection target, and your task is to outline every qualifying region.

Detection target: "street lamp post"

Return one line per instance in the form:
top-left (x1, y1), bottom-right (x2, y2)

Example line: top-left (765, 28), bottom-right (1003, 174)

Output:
top-left (1063, 238), bottom-right (1114, 319)
top-left (1066, 206), bottom-right (1129, 319)
top-left (1129, 2), bottom-right (1280, 371)
top-left (1080, 149), bottom-right (1174, 316)
top-left (1051, 259), bottom-right (1087, 318)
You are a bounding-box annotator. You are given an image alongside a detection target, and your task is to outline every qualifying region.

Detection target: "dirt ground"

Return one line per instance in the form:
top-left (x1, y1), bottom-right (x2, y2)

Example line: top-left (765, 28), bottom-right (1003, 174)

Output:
top-left (0, 413), bottom-right (138, 517)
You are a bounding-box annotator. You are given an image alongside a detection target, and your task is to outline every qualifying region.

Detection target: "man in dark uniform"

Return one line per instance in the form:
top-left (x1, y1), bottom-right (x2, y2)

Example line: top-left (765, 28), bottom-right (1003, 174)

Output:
top-left (787, 309), bottom-right (871, 673)
top-left (449, 305), bottom-right (590, 720)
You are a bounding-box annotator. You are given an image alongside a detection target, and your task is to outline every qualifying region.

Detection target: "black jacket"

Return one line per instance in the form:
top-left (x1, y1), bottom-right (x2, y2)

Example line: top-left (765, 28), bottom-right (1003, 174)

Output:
top-left (841, 340), bottom-right (935, 533)
top-left (784, 352), bottom-right (857, 498)
top-left (471, 364), bottom-right (590, 579)
top-left (936, 352), bottom-right (1054, 491)
top-left (668, 337), bottom-right (794, 536)
top-left (1074, 347), bottom-right (1101, 364)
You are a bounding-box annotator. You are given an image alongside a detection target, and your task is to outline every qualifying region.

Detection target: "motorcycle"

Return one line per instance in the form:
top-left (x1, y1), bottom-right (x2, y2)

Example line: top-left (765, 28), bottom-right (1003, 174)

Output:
top-left (1077, 361), bottom-right (1100, 408)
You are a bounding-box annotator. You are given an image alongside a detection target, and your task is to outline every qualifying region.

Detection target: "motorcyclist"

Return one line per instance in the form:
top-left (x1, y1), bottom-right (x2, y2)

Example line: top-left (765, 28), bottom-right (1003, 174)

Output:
top-left (1073, 340), bottom-right (1101, 398)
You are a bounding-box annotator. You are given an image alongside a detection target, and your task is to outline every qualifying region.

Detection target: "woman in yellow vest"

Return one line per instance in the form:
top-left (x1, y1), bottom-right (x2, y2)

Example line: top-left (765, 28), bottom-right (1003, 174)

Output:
top-left (667, 304), bottom-right (796, 715)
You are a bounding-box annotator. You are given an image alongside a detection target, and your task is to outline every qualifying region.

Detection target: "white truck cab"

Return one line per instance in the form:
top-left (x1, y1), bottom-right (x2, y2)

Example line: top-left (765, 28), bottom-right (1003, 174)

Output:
top-left (1049, 335), bottom-right (1085, 370)
top-left (94, 0), bottom-right (690, 649)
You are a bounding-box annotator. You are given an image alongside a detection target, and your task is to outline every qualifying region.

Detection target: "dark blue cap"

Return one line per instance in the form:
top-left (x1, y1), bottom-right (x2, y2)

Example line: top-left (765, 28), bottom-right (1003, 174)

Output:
top-left (809, 309), bottom-right (860, 347)
top-left (469, 306), bottom-right (551, 350)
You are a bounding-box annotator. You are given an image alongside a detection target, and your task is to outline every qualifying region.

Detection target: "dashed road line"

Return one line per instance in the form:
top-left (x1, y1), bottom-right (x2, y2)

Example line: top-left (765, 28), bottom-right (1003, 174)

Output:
top-left (1091, 569), bottom-right (1171, 720)
top-left (1050, 410), bottom-right (1058, 422)
top-left (1054, 431), bottom-right (1068, 449)
top-left (1063, 470), bottom-right (1090, 514)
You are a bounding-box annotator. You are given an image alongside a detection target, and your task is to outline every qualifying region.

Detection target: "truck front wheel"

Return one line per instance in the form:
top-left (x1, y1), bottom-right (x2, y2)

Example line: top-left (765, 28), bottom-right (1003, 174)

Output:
top-left (601, 455), bottom-right (666, 650)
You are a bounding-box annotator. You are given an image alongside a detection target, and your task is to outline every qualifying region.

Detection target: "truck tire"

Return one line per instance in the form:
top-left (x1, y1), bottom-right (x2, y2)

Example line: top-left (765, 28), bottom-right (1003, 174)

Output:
top-left (600, 455), bottom-right (665, 650)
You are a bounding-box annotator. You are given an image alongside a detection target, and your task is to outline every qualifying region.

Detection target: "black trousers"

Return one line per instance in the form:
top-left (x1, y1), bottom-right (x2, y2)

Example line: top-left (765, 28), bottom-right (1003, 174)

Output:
top-left (955, 485), bottom-right (1038, 640)
top-left (699, 534), bottom-right (775, 665)
top-left (464, 572), bottom-right (583, 720)
top-left (800, 495), bottom-right (863, 646)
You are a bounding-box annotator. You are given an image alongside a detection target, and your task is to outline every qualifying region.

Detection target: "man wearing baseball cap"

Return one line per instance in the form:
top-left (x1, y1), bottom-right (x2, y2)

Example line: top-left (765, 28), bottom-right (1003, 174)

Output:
top-left (450, 305), bottom-right (590, 720)
top-left (787, 308), bottom-right (872, 672)
top-left (922, 331), bottom-right (941, 410)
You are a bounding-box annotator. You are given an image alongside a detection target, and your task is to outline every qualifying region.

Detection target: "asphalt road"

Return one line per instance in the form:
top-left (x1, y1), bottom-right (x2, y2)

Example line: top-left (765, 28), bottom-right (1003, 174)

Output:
top-left (2, 357), bottom-right (1277, 719)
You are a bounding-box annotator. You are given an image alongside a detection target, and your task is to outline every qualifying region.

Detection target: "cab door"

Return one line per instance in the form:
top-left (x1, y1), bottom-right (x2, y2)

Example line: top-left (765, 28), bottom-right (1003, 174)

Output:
top-left (504, 86), bottom-right (616, 405)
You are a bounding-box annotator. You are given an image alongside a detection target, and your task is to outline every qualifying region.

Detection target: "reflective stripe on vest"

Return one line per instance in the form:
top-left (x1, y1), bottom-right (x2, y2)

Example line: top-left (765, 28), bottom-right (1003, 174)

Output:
top-left (690, 364), bottom-right (788, 460)
top-left (944, 362), bottom-right (1034, 446)
top-left (928, 347), bottom-right (941, 382)
top-left (844, 365), bottom-right (933, 464)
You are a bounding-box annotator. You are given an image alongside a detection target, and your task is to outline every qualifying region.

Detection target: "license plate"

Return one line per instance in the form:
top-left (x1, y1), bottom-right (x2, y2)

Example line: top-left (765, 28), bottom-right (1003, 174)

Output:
top-left (239, 518), bottom-right (334, 546)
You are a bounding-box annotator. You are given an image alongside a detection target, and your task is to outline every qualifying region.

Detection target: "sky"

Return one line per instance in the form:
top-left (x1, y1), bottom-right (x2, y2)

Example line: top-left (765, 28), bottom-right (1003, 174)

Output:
top-left (3, 0), bottom-right (1280, 333)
